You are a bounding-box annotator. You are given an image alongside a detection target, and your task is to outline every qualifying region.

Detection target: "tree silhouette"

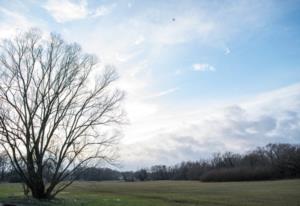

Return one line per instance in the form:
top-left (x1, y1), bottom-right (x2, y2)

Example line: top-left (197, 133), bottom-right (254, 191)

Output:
top-left (0, 29), bottom-right (124, 199)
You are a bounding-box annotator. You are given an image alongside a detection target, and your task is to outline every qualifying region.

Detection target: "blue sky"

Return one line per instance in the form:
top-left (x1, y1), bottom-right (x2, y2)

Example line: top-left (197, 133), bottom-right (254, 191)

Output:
top-left (0, 0), bottom-right (300, 169)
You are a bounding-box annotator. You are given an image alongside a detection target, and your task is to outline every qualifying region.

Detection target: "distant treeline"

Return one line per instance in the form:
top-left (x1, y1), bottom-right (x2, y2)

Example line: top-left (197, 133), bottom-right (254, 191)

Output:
top-left (123, 143), bottom-right (300, 182)
top-left (0, 143), bottom-right (299, 182)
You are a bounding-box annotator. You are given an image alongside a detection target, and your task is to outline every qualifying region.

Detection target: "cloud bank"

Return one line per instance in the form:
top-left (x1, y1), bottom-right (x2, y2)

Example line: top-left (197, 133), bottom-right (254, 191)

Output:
top-left (120, 84), bottom-right (300, 170)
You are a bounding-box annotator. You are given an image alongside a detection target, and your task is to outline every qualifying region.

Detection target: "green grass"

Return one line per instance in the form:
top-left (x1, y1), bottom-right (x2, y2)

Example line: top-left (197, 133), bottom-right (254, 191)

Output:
top-left (0, 179), bottom-right (299, 206)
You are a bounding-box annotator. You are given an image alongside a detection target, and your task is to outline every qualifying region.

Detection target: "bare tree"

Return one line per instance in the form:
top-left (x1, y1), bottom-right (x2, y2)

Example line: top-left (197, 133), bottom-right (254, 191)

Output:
top-left (0, 29), bottom-right (124, 199)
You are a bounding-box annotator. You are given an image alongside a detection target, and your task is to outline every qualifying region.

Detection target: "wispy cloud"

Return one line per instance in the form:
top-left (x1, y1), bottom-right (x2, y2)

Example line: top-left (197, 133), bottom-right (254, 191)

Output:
top-left (44, 0), bottom-right (88, 23)
top-left (0, 6), bottom-right (46, 39)
top-left (43, 0), bottom-right (115, 23)
top-left (146, 87), bottom-right (179, 99)
top-left (193, 63), bottom-right (215, 72)
top-left (92, 4), bottom-right (116, 17)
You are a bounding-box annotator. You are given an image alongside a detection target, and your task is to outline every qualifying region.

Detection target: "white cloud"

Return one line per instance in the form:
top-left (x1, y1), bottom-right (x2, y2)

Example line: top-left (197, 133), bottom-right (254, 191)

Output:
top-left (225, 47), bottom-right (231, 55)
top-left (93, 7), bottom-right (110, 17)
top-left (92, 3), bottom-right (116, 17)
top-left (44, 0), bottom-right (88, 23)
top-left (44, 0), bottom-right (115, 23)
top-left (193, 63), bottom-right (215, 72)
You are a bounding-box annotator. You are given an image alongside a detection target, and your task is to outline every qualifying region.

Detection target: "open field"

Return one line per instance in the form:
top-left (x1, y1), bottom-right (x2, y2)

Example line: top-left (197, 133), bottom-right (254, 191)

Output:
top-left (0, 179), bottom-right (299, 206)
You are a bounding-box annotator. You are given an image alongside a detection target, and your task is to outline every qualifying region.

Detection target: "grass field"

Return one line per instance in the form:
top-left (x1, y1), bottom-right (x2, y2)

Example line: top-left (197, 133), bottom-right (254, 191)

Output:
top-left (0, 179), bottom-right (299, 206)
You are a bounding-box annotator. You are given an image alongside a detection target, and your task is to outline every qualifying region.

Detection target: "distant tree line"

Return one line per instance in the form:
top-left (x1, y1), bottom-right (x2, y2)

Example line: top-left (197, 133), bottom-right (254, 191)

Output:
top-left (0, 143), bottom-right (299, 183)
top-left (132, 143), bottom-right (300, 182)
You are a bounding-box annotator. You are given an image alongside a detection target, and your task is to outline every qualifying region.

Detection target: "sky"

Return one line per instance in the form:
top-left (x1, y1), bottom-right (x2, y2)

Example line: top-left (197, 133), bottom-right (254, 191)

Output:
top-left (0, 0), bottom-right (300, 170)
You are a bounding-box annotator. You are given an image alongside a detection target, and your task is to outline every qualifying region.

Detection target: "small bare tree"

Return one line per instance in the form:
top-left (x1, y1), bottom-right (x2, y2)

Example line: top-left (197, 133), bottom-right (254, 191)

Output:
top-left (0, 29), bottom-right (124, 199)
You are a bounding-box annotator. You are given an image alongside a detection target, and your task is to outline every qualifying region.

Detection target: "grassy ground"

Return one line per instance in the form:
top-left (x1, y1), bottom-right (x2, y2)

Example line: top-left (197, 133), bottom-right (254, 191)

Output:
top-left (0, 179), bottom-right (299, 206)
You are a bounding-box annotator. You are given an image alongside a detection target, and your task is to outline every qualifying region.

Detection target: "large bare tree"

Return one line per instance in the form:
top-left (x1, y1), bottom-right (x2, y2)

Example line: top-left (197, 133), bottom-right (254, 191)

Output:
top-left (0, 29), bottom-right (124, 199)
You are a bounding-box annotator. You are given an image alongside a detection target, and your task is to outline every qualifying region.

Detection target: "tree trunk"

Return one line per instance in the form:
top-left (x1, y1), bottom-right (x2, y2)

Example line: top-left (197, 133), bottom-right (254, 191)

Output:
top-left (30, 181), bottom-right (49, 199)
